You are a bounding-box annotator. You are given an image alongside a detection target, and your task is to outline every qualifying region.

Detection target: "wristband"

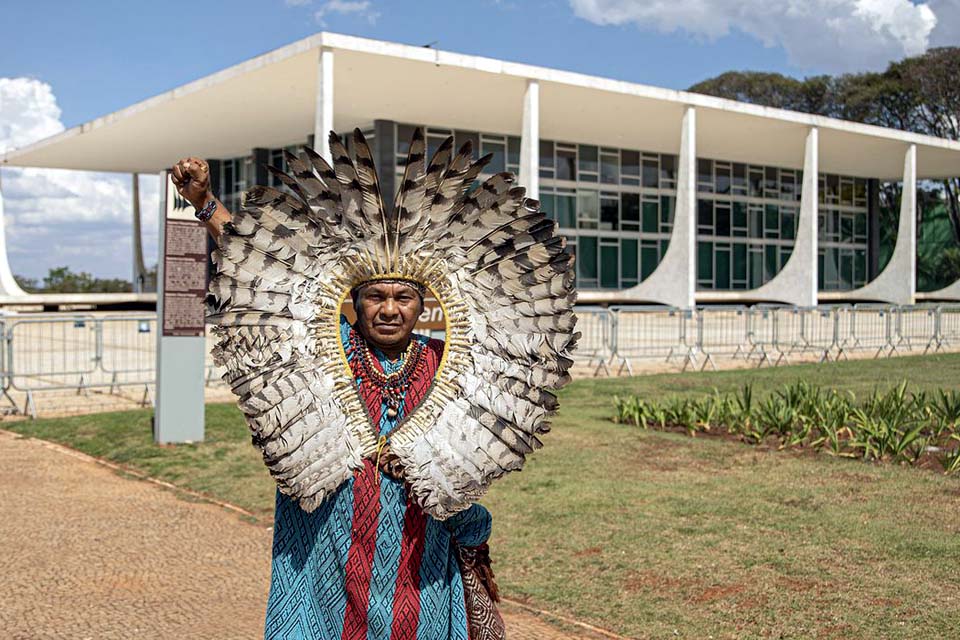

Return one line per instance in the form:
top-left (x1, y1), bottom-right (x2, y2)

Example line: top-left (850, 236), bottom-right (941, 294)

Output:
top-left (195, 198), bottom-right (217, 222)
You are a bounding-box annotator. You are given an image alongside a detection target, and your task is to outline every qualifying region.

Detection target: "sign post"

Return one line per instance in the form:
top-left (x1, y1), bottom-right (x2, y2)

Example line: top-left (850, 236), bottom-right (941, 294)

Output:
top-left (154, 171), bottom-right (206, 443)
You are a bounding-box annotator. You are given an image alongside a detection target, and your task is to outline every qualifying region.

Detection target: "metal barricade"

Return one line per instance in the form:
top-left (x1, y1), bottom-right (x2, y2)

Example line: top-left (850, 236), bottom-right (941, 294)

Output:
top-left (744, 306), bottom-right (777, 365)
top-left (894, 305), bottom-right (939, 353)
top-left (696, 305), bottom-right (750, 370)
top-left (611, 306), bottom-right (693, 373)
top-left (846, 304), bottom-right (896, 357)
top-left (936, 304), bottom-right (960, 351)
top-left (571, 308), bottom-right (615, 376)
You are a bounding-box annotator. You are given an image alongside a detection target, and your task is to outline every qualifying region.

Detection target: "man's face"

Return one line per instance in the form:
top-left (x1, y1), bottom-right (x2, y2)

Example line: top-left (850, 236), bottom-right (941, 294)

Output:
top-left (355, 282), bottom-right (423, 350)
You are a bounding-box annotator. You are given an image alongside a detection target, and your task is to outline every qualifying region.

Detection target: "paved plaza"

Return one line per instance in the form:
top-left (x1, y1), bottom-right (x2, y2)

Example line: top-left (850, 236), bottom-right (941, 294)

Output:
top-left (0, 430), bottom-right (609, 640)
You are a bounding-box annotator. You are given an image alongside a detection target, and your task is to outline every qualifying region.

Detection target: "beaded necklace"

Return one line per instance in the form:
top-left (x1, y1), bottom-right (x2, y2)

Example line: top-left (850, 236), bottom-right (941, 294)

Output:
top-left (348, 329), bottom-right (426, 419)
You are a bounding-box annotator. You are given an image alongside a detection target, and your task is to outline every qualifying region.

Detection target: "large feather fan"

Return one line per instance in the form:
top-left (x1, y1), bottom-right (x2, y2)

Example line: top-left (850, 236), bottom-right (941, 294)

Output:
top-left (207, 128), bottom-right (578, 519)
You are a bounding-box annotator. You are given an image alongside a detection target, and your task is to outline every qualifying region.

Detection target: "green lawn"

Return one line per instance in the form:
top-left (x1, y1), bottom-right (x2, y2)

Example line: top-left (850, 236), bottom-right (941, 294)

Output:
top-left (8, 353), bottom-right (960, 638)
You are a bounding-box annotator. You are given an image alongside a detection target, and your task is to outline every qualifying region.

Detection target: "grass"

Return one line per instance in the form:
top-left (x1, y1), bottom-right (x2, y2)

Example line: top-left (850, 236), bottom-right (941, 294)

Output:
top-left (8, 352), bottom-right (960, 638)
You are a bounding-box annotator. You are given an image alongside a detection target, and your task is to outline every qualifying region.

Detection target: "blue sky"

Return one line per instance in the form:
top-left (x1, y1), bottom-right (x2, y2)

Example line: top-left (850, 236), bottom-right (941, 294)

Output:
top-left (0, 0), bottom-right (956, 281)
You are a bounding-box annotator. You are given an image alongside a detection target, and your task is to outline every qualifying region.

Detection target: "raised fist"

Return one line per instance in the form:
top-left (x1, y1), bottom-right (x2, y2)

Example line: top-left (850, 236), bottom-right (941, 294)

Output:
top-left (171, 157), bottom-right (213, 210)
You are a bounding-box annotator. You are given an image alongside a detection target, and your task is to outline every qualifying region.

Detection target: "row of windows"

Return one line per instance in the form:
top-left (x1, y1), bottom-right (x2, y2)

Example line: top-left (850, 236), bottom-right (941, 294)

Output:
top-left (821, 247), bottom-right (868, 290)
top-left (697, 199), bottom-right (799, 241)
top-left (697, 160), bottom-right (871, 208)
top-left (395, 124), bottom-right (521, 176)
top-left (572, 234), bottom-right (869, 292)
top-left (540, 189), bottom-right (675, 234)
top-left (539, 141), bottom-right (678, 189)
top-left (572, 236), bottom-right (668, 290)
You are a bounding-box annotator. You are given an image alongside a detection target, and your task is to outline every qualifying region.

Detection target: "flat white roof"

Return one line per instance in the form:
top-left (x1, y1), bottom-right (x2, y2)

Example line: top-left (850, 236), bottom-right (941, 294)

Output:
top-left (3, 32), bottom-right (959, 180)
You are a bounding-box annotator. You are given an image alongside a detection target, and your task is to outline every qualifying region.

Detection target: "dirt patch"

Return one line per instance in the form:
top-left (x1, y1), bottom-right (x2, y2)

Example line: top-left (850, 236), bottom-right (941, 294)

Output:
top-left (688, 583), bottom-right (746, 604)
top-left (573, 546), bottom-right (603, 558)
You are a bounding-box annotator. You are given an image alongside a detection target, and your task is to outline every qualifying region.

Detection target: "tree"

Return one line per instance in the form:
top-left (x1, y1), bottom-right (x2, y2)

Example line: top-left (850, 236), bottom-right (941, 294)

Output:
top-left (40, 266), bottom-right (132, 293)
top-left (688, 71), bottom-right (834, 114)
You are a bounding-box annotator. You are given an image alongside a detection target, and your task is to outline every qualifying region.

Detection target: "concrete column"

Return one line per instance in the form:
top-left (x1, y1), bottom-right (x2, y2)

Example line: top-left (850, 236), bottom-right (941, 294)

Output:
top-left (313, 47), bottom-right (334, 162)
top-left (584, 106), bottom-right (696, 308)
top-left (749, 126), bottom-right (819, 306)
top-left (519, 79), bottom-right (539, 200)
top-left (0, 174), bottom-right (26, 297)
top-left (838, 144), bottom-right (916, 305)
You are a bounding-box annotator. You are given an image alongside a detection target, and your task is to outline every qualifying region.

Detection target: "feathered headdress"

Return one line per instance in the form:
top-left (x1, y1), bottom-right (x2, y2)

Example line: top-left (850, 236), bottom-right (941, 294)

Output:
top-left (207, 128), bottom-right (578, 519)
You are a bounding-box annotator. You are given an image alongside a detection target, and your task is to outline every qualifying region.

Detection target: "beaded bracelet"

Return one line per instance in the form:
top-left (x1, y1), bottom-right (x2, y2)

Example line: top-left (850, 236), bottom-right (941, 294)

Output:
top-left (195, 199), bottom-right (217, 222)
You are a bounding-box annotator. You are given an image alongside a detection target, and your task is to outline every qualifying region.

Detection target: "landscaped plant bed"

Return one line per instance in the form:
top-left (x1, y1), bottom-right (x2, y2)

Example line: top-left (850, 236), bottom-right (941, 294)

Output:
top-left (613, 380), bottom-right (960, 474)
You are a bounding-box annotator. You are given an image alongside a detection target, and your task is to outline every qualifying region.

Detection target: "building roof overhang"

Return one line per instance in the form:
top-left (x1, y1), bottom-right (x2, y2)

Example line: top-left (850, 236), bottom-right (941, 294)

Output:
top-left (3, 32), bottom-right (959, 180)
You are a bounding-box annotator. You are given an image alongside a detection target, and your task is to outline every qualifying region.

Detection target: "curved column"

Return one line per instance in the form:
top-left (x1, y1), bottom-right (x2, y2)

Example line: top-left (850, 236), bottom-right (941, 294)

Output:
top-left (832, 144), bottom-right (916, 305)
top-left (747, 127), bottom-right (819, 306)
top-left (614, 105), bottom-right (696, 309)
top-left (0, 180), bottom-right (26, 297)
top-left (313, 47), bottom-right (334, 162)
top-left (519, 79), bottom-right (540, 201)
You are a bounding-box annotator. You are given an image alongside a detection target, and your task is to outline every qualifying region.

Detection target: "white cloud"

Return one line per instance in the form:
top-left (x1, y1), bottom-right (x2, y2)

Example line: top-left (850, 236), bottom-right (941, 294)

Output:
top-left (0, 77), bottom-right (159, 280)
top-left (314, 0), bottom-right (380, 26)
top-left (569, 0), bottom-right (940, 72)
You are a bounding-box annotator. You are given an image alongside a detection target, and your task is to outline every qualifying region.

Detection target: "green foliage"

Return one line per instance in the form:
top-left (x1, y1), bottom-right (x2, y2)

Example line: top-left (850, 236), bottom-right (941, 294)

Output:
top-left (33, 265), bottom-right (133, 293)
top-left (613, 380), bottom-right (960, 474)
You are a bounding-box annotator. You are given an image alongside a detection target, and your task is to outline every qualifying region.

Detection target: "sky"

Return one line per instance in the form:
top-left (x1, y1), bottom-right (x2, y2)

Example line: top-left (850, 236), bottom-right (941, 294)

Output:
top-left (0, 0), bottom-right (958, 281)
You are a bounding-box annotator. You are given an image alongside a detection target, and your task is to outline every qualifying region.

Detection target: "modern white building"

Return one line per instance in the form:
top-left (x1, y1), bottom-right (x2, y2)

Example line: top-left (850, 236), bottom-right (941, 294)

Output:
top-left (3, 31), bottom-right (960, 308)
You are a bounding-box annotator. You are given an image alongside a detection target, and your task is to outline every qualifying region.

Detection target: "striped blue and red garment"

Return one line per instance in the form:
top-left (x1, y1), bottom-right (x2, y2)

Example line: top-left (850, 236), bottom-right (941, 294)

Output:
top-left (264, 317), bottom-right (492, 640)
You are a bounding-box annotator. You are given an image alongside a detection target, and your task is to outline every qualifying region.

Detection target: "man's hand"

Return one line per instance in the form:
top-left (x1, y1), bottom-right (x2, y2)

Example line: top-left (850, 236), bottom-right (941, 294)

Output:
top-left (171, 157), bottom-right (213, 210)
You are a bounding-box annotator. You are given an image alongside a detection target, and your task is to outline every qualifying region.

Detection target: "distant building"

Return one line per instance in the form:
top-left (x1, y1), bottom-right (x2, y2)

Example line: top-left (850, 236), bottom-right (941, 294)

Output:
top-left (4, 32), bottom-right (959, 306)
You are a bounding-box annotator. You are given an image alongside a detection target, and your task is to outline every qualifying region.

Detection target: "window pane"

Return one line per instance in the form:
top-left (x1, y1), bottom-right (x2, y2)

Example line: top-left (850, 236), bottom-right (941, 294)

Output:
top-left (621, 193), bottom-right (640, 230)
top-left (749, 168), bottom-right (764, 198)
top-left (557, 194), bottom-right (576, 228)
top-left (781, 209), bottom-right (796, 241)
top-left (765, 245), bottom-right (778, 280)
top-left (539, 140), bottom-right (554, 177)
top-left (579, 145), bottom-right (598, 176)
top-left (600, 243), bottom-right (619, 288)
top-left (600, 196), bottom-right (619, 231)
top-left (508, 136), bottom-right (521, 168)
top-left (397, 124), bottom-right (416, 156)
top-left (578, 190), bottom-right (599, 228)
top-left (698, 241), bottom-right (713, 282)
top-left (557, 147), bottom-right (576, 181)
top-left (642, 157), bottom-right (658, 188)
top-left (733, 243), bottom-right (747, 282)
top-left (622, 238), bottom-right (638, 283)
top-left (854, 249), bottom-right (866, 286)
top-left (733, 202), bottom-right (747, 236)
top-left (715, 165), bottom-right (731, 195)
top-left (642, 199), bottom-right (659, 234)
top-left (578, 236), bottom-right (598, 281)
top-left (749, 206), bottom-right (763, 238)
top-left (732, 163), bottom-right (747, 195)
top-left (698, 199), bottom-right (714, 234)
top-left (764, 167), bottom-right (778, 198)
top-left (601, 153), bottom-right (618, 184)
top-left (716, 246), bottom-right (731, 289)
top-left (765, 204), bottom-right (780, 239)
top-left (456, 131), bottom-right (479, 158)
top-left (840, 214), bottom-right (854, 242)
top-left (621, 150), bottom-right (640, 181)
top-left (750, 250), bottom-right (764, 288)
top-left (661, 195), bottom-right (675, 228)
top-left (660, 155), bottom-right (677, 187)
top-left (482, 139), bottom-right (505, 173)
top-left (715, 204), bottom-right (731, 237)
top-left (854, 212), bottom-right (867, 241)
top-left (641, 242), bottom-right (659, 279)
top-left (540, 192), bottom-right (556, 223)
top-left (698, 159), bottom-right (713, 191)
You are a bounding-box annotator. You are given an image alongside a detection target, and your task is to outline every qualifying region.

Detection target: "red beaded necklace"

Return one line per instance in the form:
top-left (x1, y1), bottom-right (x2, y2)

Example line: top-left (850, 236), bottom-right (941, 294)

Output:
top-left (348, 329), bottom-right (425, 419)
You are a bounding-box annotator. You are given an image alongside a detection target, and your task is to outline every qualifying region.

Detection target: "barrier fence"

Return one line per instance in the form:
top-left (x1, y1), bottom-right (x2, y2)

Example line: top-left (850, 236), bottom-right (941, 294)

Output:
top-left (0, 315), bottom-right (224, 418)
top-left (571, 303), bottom-right (960, 376)
top-left (2, 304), bottom-right (959, 416)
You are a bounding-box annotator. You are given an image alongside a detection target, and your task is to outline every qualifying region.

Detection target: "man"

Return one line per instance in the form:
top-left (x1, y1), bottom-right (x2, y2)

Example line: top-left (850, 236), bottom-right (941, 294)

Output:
top-left (172, 155), bottom-right (497, 640)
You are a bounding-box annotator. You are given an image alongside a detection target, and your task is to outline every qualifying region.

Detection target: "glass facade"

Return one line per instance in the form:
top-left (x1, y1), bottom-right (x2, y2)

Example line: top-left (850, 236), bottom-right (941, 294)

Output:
top-left (818, 174), bottom-right (869, 290)
top-left (215, 121), bottom-right (878, 295)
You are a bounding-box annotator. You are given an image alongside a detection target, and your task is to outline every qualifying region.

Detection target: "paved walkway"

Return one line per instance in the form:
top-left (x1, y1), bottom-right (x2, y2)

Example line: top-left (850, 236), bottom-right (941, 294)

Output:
top-left (0, 430), bottom-right (607, 640)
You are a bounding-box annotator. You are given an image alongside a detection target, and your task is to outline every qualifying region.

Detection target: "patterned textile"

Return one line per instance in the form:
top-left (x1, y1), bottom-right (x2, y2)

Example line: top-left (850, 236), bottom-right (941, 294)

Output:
top-left (264, 316), bottom-right (493, 640)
